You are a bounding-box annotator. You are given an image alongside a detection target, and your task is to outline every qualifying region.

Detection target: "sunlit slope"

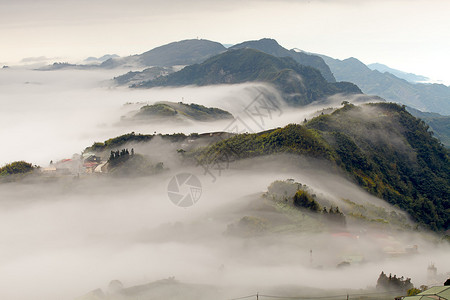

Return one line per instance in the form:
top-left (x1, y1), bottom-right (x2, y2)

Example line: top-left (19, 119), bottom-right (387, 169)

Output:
top-left (194, 103), bottom-right (449, 230)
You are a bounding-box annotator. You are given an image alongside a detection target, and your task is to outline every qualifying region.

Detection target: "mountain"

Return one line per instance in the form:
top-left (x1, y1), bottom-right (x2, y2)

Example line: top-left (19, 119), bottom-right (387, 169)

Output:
top-left (113, 66), bottom-right (174, 86)
top-left (193, 103), bottom-right (449, 230)
top-left (84, 54), bottom-right (120, 63)
top-left (133, 48), bottom-right (361, 106)
top-left (320, 55), bottom-right (450, 115)
top-left (406, 106), bottom-right (450, 147)
top-left (121, 101), bottom-right (233, 122)
top-left (101, 39), bottom-right (226, 68)
top-left (230, 38), bottom-right (336, 82)
top-left (368, 63), bottom-right (429, 83)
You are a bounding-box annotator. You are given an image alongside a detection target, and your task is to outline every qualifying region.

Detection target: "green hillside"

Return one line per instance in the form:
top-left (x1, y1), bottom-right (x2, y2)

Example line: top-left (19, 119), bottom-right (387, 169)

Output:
top-left (193, 103), bottom-right (449, 230)
top-left (133, 48), bottom-right (361, 106)
top-left (127, 101), bottom-right (233, 122)
top-left (230, 38), bottom-right (336, 82)
top-left (406, 106), bottom-right (450, 147)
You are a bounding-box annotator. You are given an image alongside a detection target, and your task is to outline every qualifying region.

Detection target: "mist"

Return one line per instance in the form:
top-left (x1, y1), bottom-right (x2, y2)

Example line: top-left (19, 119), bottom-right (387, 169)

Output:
top-left (0, 67), bottom-right (359, 167)
top-left (1, 68), bottom-right (449, 300)
top-left (1, 156), bottom-right (449, 300)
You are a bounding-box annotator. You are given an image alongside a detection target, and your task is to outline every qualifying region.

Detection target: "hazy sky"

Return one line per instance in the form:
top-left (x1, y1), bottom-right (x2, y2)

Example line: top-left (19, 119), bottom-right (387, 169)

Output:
top-left (1, 0), bottom-right (450, 83)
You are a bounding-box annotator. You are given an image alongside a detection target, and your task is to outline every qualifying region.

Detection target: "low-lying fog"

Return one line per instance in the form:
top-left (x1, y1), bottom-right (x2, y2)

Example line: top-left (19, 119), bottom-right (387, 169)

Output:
top-left (0, 157), bottom-right (449, 300)
top-left (0, 67), bottom-right (363, 167)
top-left (1, 68), bottom-right (448, 300)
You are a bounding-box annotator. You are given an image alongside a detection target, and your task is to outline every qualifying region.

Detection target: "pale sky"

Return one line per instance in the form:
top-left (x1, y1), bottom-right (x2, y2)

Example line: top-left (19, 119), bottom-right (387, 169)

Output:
top-left (1, 0), bottom-right (450, 84)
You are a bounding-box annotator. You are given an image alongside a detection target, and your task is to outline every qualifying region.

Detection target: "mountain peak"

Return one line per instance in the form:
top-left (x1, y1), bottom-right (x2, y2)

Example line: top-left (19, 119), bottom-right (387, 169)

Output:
top-left (134, 48), bottom-right (360, 105)
top-left (231, 38), bottom-right (336, 82)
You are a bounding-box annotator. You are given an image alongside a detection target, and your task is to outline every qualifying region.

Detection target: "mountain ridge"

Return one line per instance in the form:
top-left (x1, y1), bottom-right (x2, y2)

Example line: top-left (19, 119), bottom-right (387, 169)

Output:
top-left (230, 38), bottom-right (336, 82)
top-left (132, 48), bottom-right (361, 106)
top-left (368, 63), bottom-right (429, 83)
top-left (101, 39), bottom-right (226, 69)
top-left (319, 54), bottom-right (450, 115)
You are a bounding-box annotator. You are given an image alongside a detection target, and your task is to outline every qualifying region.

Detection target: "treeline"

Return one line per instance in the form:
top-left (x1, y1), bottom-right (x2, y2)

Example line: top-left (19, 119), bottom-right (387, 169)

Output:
top-left (108, 148), bottom-right (134, 167)
top-left (376, 271), bottom-right (413, 292)
top-left (293, 189), bottom-right (346, 226)
top-left (86, 132), bottom-right (188, 152)
top-left (0, 161), bottom-right (34, 176)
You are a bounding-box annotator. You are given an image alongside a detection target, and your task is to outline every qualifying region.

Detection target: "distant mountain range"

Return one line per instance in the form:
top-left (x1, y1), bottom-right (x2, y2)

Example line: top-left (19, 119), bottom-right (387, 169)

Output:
top-left (319, 55), bottom-right (450, 115)
top-left (112, 38), bottom-right (335, 85)
top-left (84, 54), bottom-right (119, 63)
top-left (132, 48), bottom-right (361, 106)
top-left (367, 63), bottom-right (429, 83)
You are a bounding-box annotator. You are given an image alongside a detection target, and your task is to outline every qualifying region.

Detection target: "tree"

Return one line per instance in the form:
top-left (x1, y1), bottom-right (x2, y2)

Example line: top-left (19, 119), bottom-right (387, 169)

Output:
top-left (407, 288), bottom-right (421, 296)
top-left (376, 271), bottom-right (413, 292)
top-left (293, 190), bottom-right (320, 211)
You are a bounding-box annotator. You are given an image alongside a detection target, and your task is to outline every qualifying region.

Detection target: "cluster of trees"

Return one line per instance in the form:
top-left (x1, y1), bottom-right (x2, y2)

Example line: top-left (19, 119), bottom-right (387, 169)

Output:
top-left (86, 132), bottom-right (187, 152)
top-left (323, 206), bottom-right (346, 226)
top-left (108, 148), bottom-right (134, 167)
top-left (294, 190), bottom-right (320, 211)
top-left (376, 271), bottom-right (413, 292)
top-left (109, 148), bottom-right (134, 160)
top-left (0, 161), bottom-right (34, 176)
top-left (293, 189), bottom-right (346, 226)
top-left (108, 153), bottom-right (164, 177)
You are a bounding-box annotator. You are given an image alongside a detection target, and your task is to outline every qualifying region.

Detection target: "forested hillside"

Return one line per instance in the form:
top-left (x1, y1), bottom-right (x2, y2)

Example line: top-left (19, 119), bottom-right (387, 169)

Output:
top-left (193, 103), bottom-right (449, 230)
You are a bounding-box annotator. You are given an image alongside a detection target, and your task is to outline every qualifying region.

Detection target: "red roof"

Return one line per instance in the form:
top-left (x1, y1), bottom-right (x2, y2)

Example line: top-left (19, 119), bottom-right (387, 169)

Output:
top-left (83, 162), bottom-right (98, 167)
